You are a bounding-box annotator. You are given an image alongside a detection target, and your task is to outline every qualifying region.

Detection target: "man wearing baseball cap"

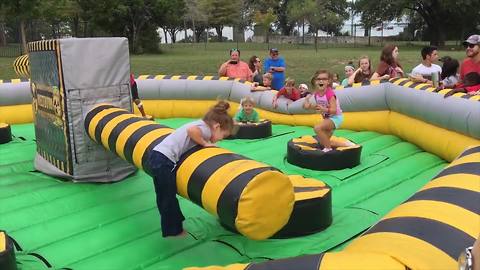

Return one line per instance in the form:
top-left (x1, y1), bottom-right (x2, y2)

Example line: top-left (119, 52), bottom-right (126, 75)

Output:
top-left (264, 48), bottom-right (286, 90)
top-left (458, 34), bottom-right (480, 93)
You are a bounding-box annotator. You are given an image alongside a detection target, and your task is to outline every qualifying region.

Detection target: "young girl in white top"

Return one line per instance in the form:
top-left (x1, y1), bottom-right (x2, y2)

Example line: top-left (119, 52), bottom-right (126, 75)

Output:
top-left (149, 101), bottom-right (234, 237)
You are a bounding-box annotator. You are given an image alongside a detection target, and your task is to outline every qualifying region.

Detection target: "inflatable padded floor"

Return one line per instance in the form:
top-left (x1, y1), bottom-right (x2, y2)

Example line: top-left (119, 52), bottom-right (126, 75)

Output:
top-left (0, 118), bottom-right (447, 270)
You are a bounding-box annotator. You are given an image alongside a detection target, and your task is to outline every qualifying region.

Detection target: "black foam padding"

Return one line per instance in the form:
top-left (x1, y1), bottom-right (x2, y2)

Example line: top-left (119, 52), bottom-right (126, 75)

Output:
top-left (229, 120), bottom-right (272, 139)
top-left (0, 124), bottom-right (12, 144)
top-left (286, 136), bottom-right (362, 170)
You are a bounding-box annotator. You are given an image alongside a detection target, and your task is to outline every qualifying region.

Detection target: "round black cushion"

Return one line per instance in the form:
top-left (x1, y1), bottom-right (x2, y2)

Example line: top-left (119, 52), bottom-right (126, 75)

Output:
top-left (230, 120), bottom-right (272, 139)
top-left (0, 124), bottom-right (12, 144)
top-left (0, 231), bottom-right (17, 270)
top-left (287, 135), bottom-right (361, 170)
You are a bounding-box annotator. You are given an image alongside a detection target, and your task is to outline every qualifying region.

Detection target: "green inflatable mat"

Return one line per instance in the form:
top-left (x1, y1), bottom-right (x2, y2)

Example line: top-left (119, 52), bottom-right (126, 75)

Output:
top-left (0, 119), bottom-right (446, 270)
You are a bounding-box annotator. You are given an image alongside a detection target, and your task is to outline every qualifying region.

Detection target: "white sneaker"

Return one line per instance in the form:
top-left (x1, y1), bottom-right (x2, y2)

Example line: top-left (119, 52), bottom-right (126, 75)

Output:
top-left (322, 147), bottom-right (332, 153)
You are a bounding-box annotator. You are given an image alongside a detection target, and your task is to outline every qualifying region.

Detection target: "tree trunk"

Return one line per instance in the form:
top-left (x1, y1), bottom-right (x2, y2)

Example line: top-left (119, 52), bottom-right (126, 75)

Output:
top-left (162, 29), bottom-right (168, 43)
top-left (20, 20), bottom-right (27, 54)
top-left (192, 19), bottom-right (197, 43)
top-left (315, 30), bottom-right (318, 52)
top-left (302, 19), bottom-right (305, 44)
top-left (168, 29), bottom-right (177, 43)
top-left (214, 26), bottom-right (223, 42)
top-left (73, 15), bottom-right (79, 37)
top-left (0, 22), bottom-right (6, 46)
top-left (428, 24), bottom-right (445, 46)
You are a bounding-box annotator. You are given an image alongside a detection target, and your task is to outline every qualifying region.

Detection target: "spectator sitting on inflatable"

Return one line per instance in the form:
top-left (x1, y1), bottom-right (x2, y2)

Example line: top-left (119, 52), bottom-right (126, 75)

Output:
top-left (459, 35), bottom-right (480, 93)
top-left (304, 70), bottom-right (354, 152)
top-left (299, 83), bottom-right (310, 98)
top-left (218, 49), bottom-right (252, 81)
top-left (251, 73), bottom-right (273, 91)
top-left (348, 56), bottom-right (373, 84)
top-left (439, 56), bottom-right (459, 89)
top-left (332, 73), bottom-right (340, 88)
top-left (248, 55), bottom-right (263, 83)
top-left (444, 35), bottom-right (480, 97)
top-left (409, 46), bottom-right (442, 84)
top-left (273, 78), bottom-right (301, 108)
top-left (130, 73), bottom-right (147, 117)
top-left (371, 44), bottom-right (404, 80)
top-left (341, 62), bottom-right (355, 87)
top-left (234, 97), bottom-right (260, 124)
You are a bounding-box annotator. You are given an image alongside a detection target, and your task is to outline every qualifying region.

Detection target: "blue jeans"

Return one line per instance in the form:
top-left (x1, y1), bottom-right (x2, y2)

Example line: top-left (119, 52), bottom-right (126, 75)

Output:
top-left (148, 151), bottom-right (185, 237)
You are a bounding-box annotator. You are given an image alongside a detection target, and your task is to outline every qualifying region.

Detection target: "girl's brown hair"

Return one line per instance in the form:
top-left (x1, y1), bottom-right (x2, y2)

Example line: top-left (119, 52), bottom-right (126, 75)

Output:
top-left (380, 44), bottom-right (399, 66)
top-left (203, 101), bottom-right (234, 132)
top-left (310, 69), bottom-right (332, 87)
top-left (248, 55), bottom-right (258, 72)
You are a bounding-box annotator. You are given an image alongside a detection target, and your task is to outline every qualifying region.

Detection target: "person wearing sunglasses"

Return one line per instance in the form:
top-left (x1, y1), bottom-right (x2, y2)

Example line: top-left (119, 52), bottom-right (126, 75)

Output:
top-left (218, 49), bottom-right (253, 81)
top-left (264, 48), bottom-right (286, 90)
top-left (248, 55), bottom-right (263, 83)
top-left (458, 34), bottom-right (480, 94)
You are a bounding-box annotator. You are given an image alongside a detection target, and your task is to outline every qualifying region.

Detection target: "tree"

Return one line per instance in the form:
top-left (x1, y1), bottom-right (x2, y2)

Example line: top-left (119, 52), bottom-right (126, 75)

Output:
top-left (199, 0), bottom-right (241, 42)
top-left (355, 0), bottom-right (480, 46)
top-left (287, 0), bottom-right (348, 48)
top-left (254, 8), bottom-right (276, 43)
top-left (184, 0), bottom-right (207, 43)
top-left (287, 0), bottom-right (309, 43)
top-left (155, 0), bottom-right (185, 44)
top-left (2, 0), bottom-right (41, 53)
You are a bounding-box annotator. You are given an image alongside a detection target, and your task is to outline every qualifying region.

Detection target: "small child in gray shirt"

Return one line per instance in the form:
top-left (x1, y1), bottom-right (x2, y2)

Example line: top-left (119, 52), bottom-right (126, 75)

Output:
top-left (147, 101), bottom-right (234, 237)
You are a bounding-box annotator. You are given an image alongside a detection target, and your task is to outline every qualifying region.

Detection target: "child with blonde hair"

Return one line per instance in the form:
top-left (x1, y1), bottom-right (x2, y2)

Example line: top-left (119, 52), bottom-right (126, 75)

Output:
top-left (273, 77), bottom-right (301, 108)
top-left (251, 73), bottom-right (273, 91)
top-left (304, 70), bottom-right (354, 152)
top-left (234, 96), bottom-right (260, 123)
top-left (149, 101), bottom-right (235, 237)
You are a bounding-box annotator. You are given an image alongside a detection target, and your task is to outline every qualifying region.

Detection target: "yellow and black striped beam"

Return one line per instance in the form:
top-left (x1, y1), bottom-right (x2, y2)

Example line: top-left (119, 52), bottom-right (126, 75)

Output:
top-left (12, 54), bottom-right (30, 78)
top-left (345, 144), bottom-right (480, 269)
top-left (186, 145), bottom-right (479, 270)
top-left (84, 104), bottom-right (300, 240)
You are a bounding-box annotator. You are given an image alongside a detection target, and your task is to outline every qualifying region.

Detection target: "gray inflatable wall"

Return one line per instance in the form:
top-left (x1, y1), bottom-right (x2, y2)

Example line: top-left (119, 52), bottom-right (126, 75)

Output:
top-left (28, 38), bottom-right (136, 182)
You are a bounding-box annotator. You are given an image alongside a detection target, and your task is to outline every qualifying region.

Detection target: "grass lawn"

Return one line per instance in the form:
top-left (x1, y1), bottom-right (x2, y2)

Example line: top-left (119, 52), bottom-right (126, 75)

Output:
top-left (0, 42), bottom-right (467, 83)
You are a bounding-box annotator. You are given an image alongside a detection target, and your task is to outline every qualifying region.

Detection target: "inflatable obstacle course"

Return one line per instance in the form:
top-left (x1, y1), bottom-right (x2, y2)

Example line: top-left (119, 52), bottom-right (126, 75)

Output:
top-left (85, 105), bottom-right (332, 240)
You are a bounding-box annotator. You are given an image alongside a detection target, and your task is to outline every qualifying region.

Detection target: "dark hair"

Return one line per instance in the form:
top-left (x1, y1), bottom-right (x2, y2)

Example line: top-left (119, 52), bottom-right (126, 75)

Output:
top-left (203, 101), bottom-right (234, 132)
top-left (310, 69), bottom-right (332, 87)
top-left (380, 44), bottom-right (398, 66)
top-left (440, 57), bottom-right (459, 80)
top-left (229, 49), bottom-right (240, 56)
top-left (421, 46), bottom-right (438, 60)
top-left (248, 55), bottom-right (258, 72)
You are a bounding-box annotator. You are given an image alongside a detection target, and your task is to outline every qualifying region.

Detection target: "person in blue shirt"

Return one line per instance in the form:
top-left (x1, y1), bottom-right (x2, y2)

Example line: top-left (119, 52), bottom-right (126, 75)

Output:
top-left (263, 48), bottom-right (286, 90)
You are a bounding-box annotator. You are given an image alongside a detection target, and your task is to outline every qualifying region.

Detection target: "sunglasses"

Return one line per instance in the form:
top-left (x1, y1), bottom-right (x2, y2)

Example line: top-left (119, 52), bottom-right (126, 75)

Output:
top-left (464, 43), bottom-right (477, 49)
